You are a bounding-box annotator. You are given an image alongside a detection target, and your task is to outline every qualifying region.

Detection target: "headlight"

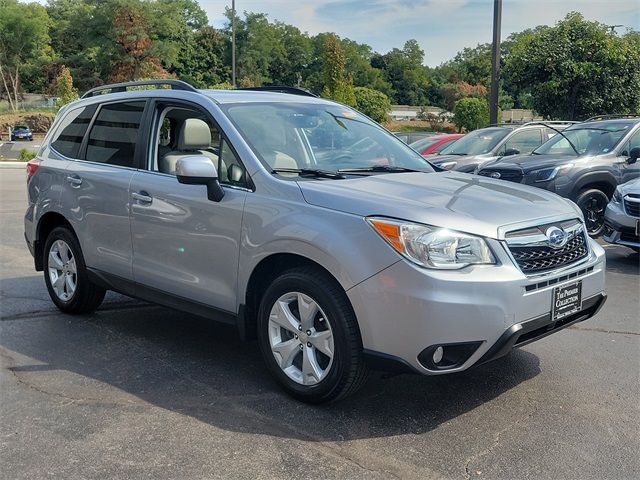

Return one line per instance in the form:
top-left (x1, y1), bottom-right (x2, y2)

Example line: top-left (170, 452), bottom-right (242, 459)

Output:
top-left (531, 163), bottom-right (573, 182)
top-left (612, 187), bottom-right (622, 203)
top-left (438, 161), bottom-right (457, 170)
top-left (367, 217), bottom-right (496, 269)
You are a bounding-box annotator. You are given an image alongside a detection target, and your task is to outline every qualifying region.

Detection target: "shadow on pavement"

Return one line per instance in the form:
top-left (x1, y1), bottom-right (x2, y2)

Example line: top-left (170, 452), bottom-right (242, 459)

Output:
top-left (1, 274), bottom-right (542, 442)
top-left (602, 246), bottom-right (639, 275)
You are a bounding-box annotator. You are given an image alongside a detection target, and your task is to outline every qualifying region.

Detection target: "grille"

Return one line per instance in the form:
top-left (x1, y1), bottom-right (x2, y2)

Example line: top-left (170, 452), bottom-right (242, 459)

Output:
top-left (508, 230), bottom-right (589, 274)
top-left (624, 197), bottom-right (640, 218)
top-left (477, 168), bottom-right (523, 183)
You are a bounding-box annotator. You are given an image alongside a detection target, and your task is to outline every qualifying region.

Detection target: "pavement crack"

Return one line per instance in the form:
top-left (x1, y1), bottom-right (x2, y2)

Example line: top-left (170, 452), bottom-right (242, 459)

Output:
top-left (462, 407), bottom-right (538, 479)
top-left (0, 301), bottom-right (157, 322)
top-left (568, 325), bottom-right (639, 336)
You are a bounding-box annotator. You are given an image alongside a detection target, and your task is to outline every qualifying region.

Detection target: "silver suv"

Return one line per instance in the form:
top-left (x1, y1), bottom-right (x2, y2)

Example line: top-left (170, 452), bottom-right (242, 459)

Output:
top-left (24, 80), bottom-right (607, 403)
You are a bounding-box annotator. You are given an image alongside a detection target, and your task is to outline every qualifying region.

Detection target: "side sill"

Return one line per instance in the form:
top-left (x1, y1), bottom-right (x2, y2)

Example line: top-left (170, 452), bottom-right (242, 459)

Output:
top-left (87, 268), bottom-right (237, 326)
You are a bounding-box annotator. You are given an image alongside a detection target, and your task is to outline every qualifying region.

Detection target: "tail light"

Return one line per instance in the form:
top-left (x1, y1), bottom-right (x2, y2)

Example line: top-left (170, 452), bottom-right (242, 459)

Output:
top-left (26, 158), bottom-right (41, 181)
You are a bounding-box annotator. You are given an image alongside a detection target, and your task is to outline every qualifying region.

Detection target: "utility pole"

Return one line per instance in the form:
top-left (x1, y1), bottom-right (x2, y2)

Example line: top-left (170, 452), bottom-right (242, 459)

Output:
top-left (489, 0), bottom-right (502, 125)
top-left (232, 0), bottom-right (236, 87)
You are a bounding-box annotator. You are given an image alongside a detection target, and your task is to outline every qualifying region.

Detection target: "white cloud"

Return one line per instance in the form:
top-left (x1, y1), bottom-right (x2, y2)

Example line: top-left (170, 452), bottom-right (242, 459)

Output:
top-left (203, 0), bottom-right (639, 65)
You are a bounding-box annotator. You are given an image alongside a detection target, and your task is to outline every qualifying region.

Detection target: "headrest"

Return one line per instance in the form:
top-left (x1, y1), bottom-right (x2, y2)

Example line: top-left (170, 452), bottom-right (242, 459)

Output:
top-left (178, 118), bottom-right (211, 150)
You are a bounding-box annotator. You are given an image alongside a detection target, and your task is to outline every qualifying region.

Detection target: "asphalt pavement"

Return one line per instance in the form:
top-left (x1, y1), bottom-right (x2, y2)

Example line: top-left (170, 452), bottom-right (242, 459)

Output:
top-left (1, 167), bottom-right (638, 479)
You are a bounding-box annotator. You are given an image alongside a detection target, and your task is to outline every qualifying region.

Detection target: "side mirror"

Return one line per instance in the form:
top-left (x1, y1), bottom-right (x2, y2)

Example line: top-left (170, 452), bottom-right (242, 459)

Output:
top-left (503, 148), bottom-right (520, 156)
top-left (628, 146), bottom-right (640, 165)
top-left (175, 156), bottom-right (225, 202)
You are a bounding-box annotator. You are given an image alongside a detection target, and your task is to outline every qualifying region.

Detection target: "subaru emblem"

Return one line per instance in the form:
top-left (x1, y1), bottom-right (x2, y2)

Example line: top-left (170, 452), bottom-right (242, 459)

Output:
top-left (545, 226), bottom-right (568, 249)
top-left (490, 172), bottom-right (501, 179)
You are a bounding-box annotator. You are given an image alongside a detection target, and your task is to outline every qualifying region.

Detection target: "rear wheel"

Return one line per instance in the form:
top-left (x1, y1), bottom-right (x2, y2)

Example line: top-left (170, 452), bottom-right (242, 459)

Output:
top-left (576, 188), bottom-right (609, 238)
top-left (257, 267), bottom-right (368, 403)
top-left (43, 226), bottom-right (105, 314)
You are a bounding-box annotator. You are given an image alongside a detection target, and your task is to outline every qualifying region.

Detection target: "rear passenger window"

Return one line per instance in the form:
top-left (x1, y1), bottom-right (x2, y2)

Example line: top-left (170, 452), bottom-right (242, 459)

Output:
top-left (50, 105), bottom-right (97, 158)
top-left (86, 101), bottom-right (145, 167)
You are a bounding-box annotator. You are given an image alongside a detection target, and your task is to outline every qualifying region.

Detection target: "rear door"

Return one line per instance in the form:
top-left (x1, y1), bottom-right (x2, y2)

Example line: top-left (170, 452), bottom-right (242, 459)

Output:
top-left (61, 99), bottom-right (147, 280)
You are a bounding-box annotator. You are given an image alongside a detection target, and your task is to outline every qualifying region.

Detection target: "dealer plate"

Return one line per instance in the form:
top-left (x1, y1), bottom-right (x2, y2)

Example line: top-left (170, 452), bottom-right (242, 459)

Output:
top-left (552, 281), bottom-right (582, 321)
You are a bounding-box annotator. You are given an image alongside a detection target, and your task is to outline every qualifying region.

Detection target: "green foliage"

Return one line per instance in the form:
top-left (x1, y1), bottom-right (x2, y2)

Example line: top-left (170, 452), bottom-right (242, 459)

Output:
top-left (54, 66), bottom-right (78, 107)
top-left (19, 148), bottom-right (36, 161)
top-left (504, 13), bottom-right (640, 120)
top-left (353, 87), bottom-right (391, 123)
top-left (320, 35), bottom-right (356, 107)
top-left (210, 81), bottom-right (234, 90)
top-left (453, 97), bottom-right (489, 132)
top-left (0, 0), bottom-right (51, 111)
top-left (373, 40), bottom-right (429, 105)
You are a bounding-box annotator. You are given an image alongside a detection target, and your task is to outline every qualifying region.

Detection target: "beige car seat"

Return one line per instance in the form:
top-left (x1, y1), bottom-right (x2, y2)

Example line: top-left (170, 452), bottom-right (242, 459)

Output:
top-left (159, 118), bottom-right (219, 175)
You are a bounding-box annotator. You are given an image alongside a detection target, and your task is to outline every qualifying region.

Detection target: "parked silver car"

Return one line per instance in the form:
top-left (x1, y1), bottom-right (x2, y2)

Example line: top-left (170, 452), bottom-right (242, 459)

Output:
top-left (24, 80), bottom-right (606, 403)
top-left (604, 178), bottom-right (640, 251)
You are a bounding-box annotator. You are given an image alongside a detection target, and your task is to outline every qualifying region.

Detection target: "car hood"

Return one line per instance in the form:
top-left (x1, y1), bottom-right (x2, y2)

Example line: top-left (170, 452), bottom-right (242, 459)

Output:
top-left (430, 154), bottom-right (488, 165)
top-left (480, 154), bottom-right (577, 173)
top-left (619, 177), bottom-right (640, 195)
top-left (298, 171), bottom-right (580, 239)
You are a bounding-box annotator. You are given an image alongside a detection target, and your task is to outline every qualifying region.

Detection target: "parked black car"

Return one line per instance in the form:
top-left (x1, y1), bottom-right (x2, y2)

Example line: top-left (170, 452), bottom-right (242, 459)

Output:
top-left (11, 125), bottom-right (33, 141)
top-left (477, 117), bottom-right (640, 237)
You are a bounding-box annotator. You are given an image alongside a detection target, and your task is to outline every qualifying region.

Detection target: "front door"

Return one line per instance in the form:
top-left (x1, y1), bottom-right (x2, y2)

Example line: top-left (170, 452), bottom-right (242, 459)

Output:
top-left (129, 102), bottom-right (249, 314)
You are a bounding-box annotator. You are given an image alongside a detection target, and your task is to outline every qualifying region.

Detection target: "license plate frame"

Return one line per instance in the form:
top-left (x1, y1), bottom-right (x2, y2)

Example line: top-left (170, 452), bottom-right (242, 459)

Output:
top-left (552, 281), bottom-right (582, 322)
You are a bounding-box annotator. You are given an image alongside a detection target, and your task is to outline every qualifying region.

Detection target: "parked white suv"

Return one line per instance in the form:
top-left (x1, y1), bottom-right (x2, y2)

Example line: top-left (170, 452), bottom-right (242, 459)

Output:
top-left (25, 80), bottom-right (607, 402)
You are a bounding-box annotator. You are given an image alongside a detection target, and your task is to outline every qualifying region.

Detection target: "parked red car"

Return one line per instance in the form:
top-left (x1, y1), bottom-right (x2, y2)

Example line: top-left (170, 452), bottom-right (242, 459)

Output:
top-left (409, 134), bottom-right (464, 156)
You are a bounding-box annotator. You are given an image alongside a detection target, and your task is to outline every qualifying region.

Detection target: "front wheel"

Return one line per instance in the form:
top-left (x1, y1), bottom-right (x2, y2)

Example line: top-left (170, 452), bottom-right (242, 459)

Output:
top-left (575, 188), bottom-right (609, 238)
top-left (43, 226), bottom-right (106, 314)
top-left (257, 267), bottom-right (368, 403)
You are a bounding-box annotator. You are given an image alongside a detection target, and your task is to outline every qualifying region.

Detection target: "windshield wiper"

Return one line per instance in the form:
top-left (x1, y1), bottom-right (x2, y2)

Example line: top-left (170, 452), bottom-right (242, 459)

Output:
top-left (338, 165), bottom-right (423, 173)
top-left (537, 123), bottom-right (580, 155)
top-left (271, 168), bottom-right (346, 179)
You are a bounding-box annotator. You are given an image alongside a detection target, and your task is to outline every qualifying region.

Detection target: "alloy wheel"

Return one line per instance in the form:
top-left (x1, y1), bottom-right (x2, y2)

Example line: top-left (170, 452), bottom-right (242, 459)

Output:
top-left (268, 292), bottom-right (334, 386)
top-left (48, 239), bottom-right (77, 301)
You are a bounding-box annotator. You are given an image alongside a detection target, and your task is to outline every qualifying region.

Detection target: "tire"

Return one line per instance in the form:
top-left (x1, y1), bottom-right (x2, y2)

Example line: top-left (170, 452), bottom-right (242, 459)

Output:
top-left (43, 226), bottom-right (105, 314)
top-left (575, 188), bottom-right (609, 238)
top-left (257, 267), bottom-right (368, 403)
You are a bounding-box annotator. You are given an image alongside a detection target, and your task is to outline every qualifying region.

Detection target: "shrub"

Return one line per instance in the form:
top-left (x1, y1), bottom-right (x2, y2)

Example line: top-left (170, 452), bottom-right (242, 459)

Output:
top-left (353, 87), bottom-right (391, 123)
top-left (453, 97), bottom-right (489, 132)
top-left (19, 149), bottom-right (36, 161)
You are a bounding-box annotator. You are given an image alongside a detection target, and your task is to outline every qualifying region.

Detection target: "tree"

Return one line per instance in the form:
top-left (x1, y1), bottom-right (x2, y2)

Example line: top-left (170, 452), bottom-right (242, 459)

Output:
top-left (375, 39), bottom-right (429, 105)
top-left (453, 97), bottom-right (489, 132)
top-left (320, 35), bottom-right (356, 106)
top-left (505, 13), bottom-right (640, 120)
top-left (175, 26), bottom-right (229, 88)
top-left (108, 2), bottom-right (169, 82)
top-left (0, 0), bottom-right (50, 110)
top-left (54, 65), bottom-right (78, 106)
top-left (353, 87), bottom-right (391, 123)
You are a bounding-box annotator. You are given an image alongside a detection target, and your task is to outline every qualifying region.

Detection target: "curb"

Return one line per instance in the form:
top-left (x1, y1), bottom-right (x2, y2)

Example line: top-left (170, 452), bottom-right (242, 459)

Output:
top-left (0, 162), bottom-right (28, 169)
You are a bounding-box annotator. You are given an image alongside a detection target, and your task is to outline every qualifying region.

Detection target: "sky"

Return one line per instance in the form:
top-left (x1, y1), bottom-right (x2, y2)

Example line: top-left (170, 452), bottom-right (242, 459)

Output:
top-left (202, 0), bottom-right (639, 66)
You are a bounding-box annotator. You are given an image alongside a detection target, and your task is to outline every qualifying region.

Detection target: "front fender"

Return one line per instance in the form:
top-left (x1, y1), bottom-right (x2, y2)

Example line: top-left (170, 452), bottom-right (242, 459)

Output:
top-left (237, 191), bottom-right (400, 307)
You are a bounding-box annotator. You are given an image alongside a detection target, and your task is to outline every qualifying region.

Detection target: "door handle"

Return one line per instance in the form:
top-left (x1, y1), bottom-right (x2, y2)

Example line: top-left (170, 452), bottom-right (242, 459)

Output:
top-left (132, 191), bottom-right (153, 204)
top-left (66, 175), bottom-right (82, 187)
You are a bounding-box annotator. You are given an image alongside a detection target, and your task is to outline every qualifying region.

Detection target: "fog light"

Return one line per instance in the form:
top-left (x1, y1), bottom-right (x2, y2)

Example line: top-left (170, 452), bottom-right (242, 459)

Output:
top-left (433, 346), bottom-right (444, 364)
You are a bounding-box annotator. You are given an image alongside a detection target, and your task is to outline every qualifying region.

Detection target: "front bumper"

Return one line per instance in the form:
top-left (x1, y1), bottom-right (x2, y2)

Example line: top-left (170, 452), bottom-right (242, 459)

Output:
top-left (348, 237), bottom-right (607, 374)
top-left (603, 202), bottom-right (640, 248)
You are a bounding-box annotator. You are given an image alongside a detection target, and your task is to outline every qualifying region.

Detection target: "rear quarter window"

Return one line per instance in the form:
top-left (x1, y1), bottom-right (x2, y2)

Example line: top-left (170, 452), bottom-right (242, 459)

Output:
top-left (49, 105), bottom-right (97, 158)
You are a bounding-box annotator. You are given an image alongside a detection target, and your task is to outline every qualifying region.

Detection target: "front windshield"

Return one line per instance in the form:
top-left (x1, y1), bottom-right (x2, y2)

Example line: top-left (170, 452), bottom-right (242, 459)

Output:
top-left (533, 123), bottom-right (633, 156)
top-left (439, 127), bottom-right (510, 155)
top-left (222, 102), bottom-right (434, 173)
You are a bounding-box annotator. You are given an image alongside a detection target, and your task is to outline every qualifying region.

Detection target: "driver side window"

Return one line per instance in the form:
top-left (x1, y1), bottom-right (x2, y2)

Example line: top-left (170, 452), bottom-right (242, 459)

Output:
top-left (152, 105), bottom-right (248, 188)
top-left (502, 129), bottom-right (543, 155)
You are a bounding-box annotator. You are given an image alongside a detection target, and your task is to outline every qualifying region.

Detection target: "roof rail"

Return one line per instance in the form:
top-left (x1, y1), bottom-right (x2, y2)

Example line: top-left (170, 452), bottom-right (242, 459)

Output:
top-left (81, 79), bottom-right (198, 99)
top-left (236, 86), bottom-right (318, 98)
top-left (583, 114), bottom-right (640, 122)
top-left (487, 120), bottom-right (577, 127)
